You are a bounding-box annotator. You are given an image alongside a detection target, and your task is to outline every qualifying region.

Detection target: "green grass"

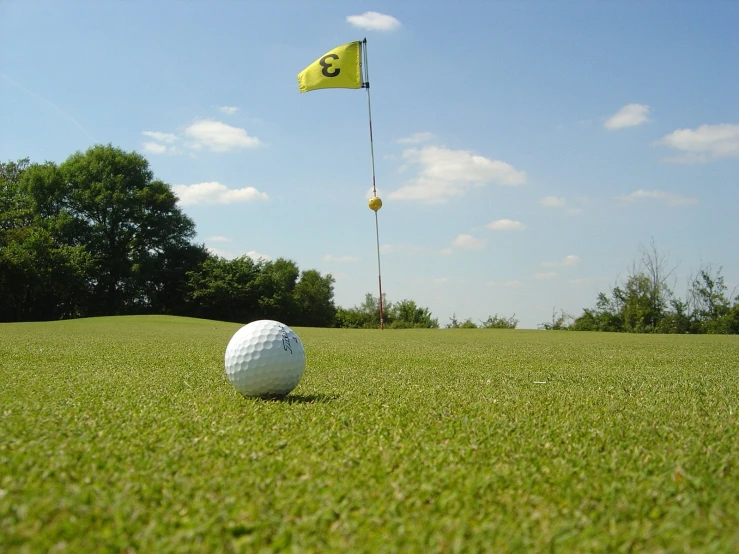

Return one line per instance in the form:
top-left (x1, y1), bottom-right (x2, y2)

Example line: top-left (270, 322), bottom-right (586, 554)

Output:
top-left (1, 316), bottom-right (738, 553)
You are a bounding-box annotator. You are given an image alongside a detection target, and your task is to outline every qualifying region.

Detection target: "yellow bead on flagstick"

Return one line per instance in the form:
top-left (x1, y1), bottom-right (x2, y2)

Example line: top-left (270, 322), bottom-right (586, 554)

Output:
top-left (368, 196), bottom-right (382, 211)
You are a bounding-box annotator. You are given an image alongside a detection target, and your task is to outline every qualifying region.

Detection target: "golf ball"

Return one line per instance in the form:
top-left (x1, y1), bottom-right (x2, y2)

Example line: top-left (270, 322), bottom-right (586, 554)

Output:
top-left (224, 320), bottom-right (306, 397)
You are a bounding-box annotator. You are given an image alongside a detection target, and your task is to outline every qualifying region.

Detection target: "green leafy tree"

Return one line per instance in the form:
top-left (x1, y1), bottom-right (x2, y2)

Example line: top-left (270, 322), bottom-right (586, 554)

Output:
top-left (293, 269), bottom-right (337, 327)
top-left (540, 307), bottom-right (573, 330)
top-left (0, 227), bottom-right (92, 321)
top-left (255, 258), bottom-right (299, 323)
top-left (41, 145), bottom-right (198, 314)
top-left (446, 314), bottom-right (477, 329)
top-left (1, 159), bottom-right (93, 321)
top-left (186, 255), bottom-right (264, 322)
top-left (336, 293), bottom-right (392, 329)
top-left (389, 299), bottom-right (439, 329)
top-left (480, 313), bottom-right (518, 329)
top-left (689, 265), bottom-right (733, 334)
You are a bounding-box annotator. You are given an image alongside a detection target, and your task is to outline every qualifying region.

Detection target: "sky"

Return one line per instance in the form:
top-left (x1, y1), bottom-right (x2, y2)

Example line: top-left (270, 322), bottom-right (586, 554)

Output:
top-left (1, 1), bottom-right (738, 329)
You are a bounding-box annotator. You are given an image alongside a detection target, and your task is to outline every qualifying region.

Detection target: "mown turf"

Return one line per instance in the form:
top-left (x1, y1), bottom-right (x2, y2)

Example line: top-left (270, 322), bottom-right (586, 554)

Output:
top-left (1, 316), bottom-right (738, 552)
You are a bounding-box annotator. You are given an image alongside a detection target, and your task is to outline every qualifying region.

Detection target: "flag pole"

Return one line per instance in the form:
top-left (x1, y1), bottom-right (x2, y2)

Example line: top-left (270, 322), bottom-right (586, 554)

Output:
top-left (361, 38), bottom-right (384, 330)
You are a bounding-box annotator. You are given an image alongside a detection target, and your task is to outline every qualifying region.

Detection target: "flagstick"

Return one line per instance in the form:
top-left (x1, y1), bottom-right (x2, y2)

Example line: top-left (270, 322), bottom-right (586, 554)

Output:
top-left (361, 38), bottom-right (384, 330)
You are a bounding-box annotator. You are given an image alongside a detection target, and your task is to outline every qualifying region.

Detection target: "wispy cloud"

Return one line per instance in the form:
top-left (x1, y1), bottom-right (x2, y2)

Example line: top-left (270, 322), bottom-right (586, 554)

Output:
top-left (1, 72), bottom-right (96, 141)
top-left (219, 106), bottom-right (238, 115)
top-left (486, 280), bottom-right (523, 288)
top-left (604, 103), bottom-right (651, 130)
top-left (543, 255), bottom-right (580, 267)
top-left (323, 254), bottom-right (359, 263)
top-left (656, 123), bottom-right (739, 163)
top-left (451, 234), bottom-right (485, 250)
top-left (539, 196), bottom-right (566, 208)
top-left (397, 132), bottom-right (435, 144)
top-left (172, 181), bottom-right (268, 206)
top-left (389, 146), bottom-right (526, 203)
top-left (142, 131), bottom-right (177, 143)
top-left (486, 219), bottom-right (527, 231)
top-left (346, 11), bottom-right (401, 31)
top-left (538, 195), bottom-right (582, 215)
top-left (142, 142), bottom-right (169, 154)
top-left (616, 189), bottom-right (698, 207)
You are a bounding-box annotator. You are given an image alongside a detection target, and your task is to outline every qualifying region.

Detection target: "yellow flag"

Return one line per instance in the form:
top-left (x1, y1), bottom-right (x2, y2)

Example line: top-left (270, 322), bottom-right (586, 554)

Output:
top-left (297, 41), bottom-right (362, 93)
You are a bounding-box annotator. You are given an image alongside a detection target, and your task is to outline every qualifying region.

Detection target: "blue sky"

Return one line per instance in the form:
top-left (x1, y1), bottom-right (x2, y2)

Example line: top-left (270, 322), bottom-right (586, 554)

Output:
top-left (2, 1), bottom-right (737, 328)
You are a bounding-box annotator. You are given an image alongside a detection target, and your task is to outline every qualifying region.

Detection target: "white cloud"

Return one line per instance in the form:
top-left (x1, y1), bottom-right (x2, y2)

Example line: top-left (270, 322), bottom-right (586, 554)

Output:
top-left (346, 11), bottom-right (401, 31)
top-left (397, 132), bottom-right (435, 144)
top-left (207, 247), bottom-right (235, 259)
top-left (142, 131), bottom-right (177, 143)
top-left (539, 196), bottom-right (566, 208)
top-left (171, 181), bottom-right (268, 206)
top-left (244, 251), bottom-right (271, 262)
top-left (389, 146), bottom-right (526, 203)
top-left (616, 189), bottom-right (698, 207)
top-left (604, 104), bottom-right (651, 130)
top-left (452, 234), bottom-right (485, 250)
top-left (323, 254), bottom-right (359, 263)
top-left (141, 131), bottom-right (179, 154)
top-left (543, 255), bottom-right (580, 267)
top-left (207, 236), bottom-right (231, 243)
top-left (184, 119), bottom-right (261, 151)
top-left (209, 248), bottom-right (271, 262)
top-left (656, 123), bottom-right (739, 163)
top-left (219, 106), bottom-right (238, 115)
top-left (534, 272), bottom-right (559, 280)
top-left (142, 142), bottom-right (168, 154)
top-left (486, 280), bottom-right (523, 288)
top-left (486, 219), bottom-right (527, 231)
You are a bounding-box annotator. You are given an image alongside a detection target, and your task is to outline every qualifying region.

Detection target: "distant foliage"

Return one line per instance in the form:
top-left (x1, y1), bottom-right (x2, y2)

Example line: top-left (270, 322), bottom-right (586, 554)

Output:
top-left (561, 243), bottom-right (738, 334)
top-left (446, 313), bottom-right (518, 329)
top-left (446, 314), bottom-right (478, 329)
top-left (336, 293), bottom-right (439, 329)
top-left (480, 314), bottom-right (519, 329)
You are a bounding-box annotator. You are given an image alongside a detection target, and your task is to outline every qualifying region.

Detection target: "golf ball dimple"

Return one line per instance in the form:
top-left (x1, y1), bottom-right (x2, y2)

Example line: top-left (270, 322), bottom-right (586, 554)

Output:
top-left (224, 320), bottom-right (306, 397)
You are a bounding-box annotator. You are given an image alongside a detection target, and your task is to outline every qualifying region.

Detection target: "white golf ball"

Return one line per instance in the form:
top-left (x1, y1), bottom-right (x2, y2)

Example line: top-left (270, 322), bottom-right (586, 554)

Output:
top-left (224, 320), bottom-right (306, 397)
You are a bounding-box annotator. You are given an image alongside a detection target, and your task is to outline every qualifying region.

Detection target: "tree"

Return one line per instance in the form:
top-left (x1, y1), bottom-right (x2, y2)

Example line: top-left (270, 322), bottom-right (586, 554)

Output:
top-left (389, 299), bottom-right (439, 329)
top-left (293, 269), bottom-right (337, 327)
top-left (255, 258), bottom-right (300, 323)
top-left (446, 314), bottom-right (477, 329)
top-left (639, 238), bottom-right (676, 329)
top-left (336, 293), bottom-right (390, 328)
top-left (480, 313), bottom-right (518, 329)
top-left (689, 265), bottom-right (733, 334)
top-left (0, 227), bottom-right (92, 321)
top-left (540, 307), bottom-right (573, 330)
top-left (186, 255), bottom-right (264, 322)
top-left (33, 145), bottom-right (199, 314)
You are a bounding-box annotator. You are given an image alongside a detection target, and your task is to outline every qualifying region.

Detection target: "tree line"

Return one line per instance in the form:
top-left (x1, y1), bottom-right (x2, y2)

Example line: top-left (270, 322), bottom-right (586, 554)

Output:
top-left (5, 147), bottom-right (734, 333)
top-left (542, 241), bottom-right (739, 334)
top-left (0, 146), bottom-right (440, 328)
